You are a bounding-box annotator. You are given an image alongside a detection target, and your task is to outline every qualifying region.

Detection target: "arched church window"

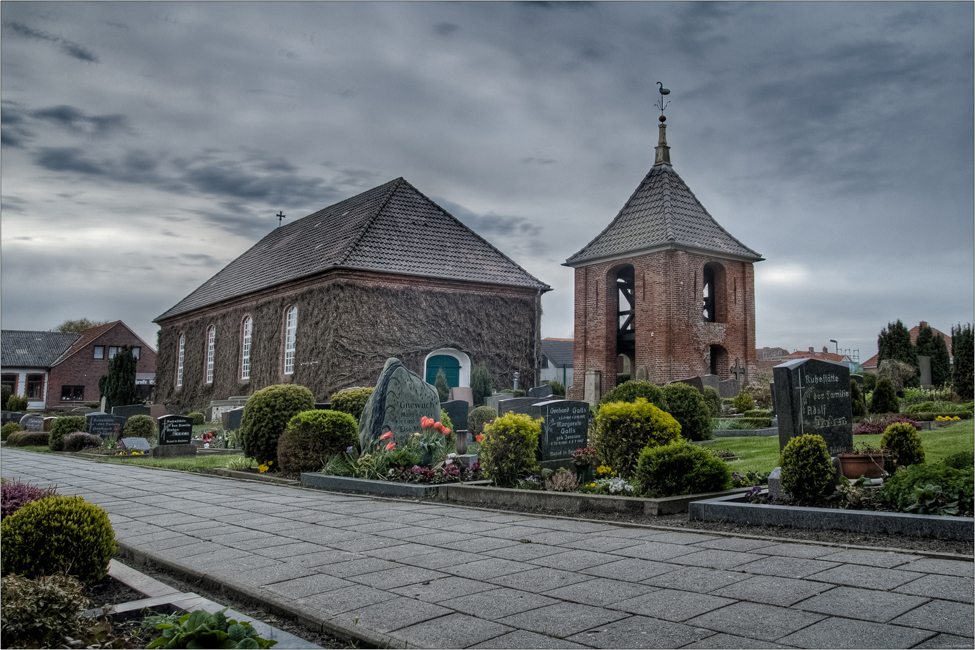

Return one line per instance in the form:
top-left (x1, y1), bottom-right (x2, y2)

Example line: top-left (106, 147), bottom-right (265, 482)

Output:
top-left (284, 307), bottom-right (297, 375)
top-left (176, 334), bottom-right (185, 388)
top-left (205, 326), bottom-right (215, 384)
top-left (241, 317), bottom-right (252, 380)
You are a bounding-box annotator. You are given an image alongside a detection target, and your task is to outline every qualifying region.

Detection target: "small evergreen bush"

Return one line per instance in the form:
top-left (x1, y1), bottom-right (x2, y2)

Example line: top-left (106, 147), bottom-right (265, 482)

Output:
top-left (1, 479), bottom-right (57, 519)
top-left (660, 382), bottom-right (713, 441)
top-left (633, 439), bottom-right (730, 497)
top-left (863, 371), bottom-right (878, 392)
top-left (49, 416), bottom-right (87, 452)
top-left (123, 414), bottom-right (156, 442)
top-left (549, 380), bottom-right (566, 397)
top-left (0, 573), bottom-right (94, 649)
top-left (742, 410), bottom-right (772, 418)
top-left (439, 410), bottom-right (453, 433)
top-left (942, 451), bottom-right (974, 470)
top-left (702, 387), bottom-right (722, 417)
top-left (850, 379), bottom-right (867, 417)
top-left (906, 401), bottom-right (938, 414)
top-left (779, 434), bottom-right (834, 503)
top-left (7, 431), bottom-right (49, 447)
top-left (277, 410), bottom-right (358, 477)
top-left (882, 463), bottom-right (973, 513)
top-left (880, 422), bottom-right (925, 471)
top-left (470, 363), bottom-right (493, 406)
top-left (599, 381), bottom-right (668, 411)
top-left (479, 412), bottom-right (540, 488)
top-left (434, 369), bottom-right (450, 403)
top-left (240, 384), bottom-right (315, 465)
top-left (1, 422), bottom-right (20, 441)
top-left (329, 387), bottom-right (375, 421)
top-left (732, 392), bottom-right (755, 412)
top-left (0, 384), bottom-right (10, 410)
top-left (188, 412), bottom-right (206, 426)
top-left (869, 377), bottom-right (900, 414)
top-left (468, 406), bottom-right (497, 437)
top-left (593, 398), bottom-right (682, 478)
top-left (6, 395), bottom-right (29, 412)
top-left (62, 432), bottom-right (104, 453)
top-left (1, 495), bottom-right (117, 583)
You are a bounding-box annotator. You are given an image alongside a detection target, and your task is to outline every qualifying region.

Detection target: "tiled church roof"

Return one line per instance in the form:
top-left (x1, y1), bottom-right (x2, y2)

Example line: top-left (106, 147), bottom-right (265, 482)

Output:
top-left (156, 178), bottom-right (549, 321)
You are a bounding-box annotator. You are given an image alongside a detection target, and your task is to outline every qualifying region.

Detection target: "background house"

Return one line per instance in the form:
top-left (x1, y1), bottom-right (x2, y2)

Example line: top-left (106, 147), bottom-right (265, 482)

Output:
top-left (540, 337), bottom-right (574, 388)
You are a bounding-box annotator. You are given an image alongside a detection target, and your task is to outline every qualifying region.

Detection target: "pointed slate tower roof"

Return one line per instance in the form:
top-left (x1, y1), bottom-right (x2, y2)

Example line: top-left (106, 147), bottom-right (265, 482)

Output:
top-left (565, 123), bottom-right (762, 267)
top-left (156, 178), bottom-right (550, 321)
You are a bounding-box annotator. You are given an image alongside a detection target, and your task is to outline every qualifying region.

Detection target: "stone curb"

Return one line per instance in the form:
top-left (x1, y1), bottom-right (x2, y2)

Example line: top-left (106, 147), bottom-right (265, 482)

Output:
top-left (713, 427), bottom-right (779, 437)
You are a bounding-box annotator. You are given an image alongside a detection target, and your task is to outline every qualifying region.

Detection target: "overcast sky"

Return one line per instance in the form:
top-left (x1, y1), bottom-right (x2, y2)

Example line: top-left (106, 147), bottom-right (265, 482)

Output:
top-left (2, 1), bottom-right (972, 364)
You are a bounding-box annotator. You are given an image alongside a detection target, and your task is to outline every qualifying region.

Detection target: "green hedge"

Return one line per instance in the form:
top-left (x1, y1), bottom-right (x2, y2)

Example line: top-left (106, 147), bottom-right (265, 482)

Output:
top-left (742, 410), bottom-right (771, 418)
top-left (910, 411), bottom-right (973, 422)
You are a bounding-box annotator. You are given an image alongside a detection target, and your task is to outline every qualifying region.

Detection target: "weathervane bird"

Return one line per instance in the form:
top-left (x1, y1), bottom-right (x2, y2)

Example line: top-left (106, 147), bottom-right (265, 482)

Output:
top-left (654, 82), bottom-right (671, 121)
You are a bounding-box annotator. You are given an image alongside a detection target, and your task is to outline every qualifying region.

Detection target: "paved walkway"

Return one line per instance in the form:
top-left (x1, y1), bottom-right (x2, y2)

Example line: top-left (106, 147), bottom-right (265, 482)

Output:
top-left (3, 449), bottom-right (973, 649)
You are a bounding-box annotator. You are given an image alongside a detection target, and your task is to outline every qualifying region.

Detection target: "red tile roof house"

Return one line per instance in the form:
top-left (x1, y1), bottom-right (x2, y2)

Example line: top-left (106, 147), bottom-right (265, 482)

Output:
top-left (861, 321), bottom-right (953, 371)
top-left (1, 321), bottom-right (157, 411)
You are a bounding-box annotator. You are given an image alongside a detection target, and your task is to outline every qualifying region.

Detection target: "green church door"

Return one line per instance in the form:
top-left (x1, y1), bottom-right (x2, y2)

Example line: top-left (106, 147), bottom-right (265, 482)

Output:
top-left (426, 355), bottom-right (460, 388)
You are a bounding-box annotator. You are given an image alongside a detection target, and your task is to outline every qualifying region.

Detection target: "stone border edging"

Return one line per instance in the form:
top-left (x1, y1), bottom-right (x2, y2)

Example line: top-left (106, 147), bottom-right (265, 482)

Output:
top-left (206, 468), bottom-right (298, 485)
top-left (689, 492), bottom-right (975, 541)
top-left (713, 427), bottom-right (778, 437)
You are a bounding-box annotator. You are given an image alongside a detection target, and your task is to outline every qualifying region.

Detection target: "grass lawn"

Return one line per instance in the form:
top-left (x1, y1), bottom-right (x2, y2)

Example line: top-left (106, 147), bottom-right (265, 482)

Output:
top-left (102, 454), bottom-right (249, 472)
top-left (15, 445), bottom-right (52, 453)
top-left (712, 420), bottom-right (974, 475)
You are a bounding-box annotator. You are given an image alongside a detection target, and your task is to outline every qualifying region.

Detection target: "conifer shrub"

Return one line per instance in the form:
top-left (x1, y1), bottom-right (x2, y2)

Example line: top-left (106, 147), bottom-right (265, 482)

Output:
top-left (439, 410), bottom-right (453, 433)
top-left (6, 395), bottom-right (29, 412)
top-left (329, 387), bottom-right (375, 422)
top-left (633, 439), bottom-right (730, 497)
top-left (1, 479), bottom-right (57, 520)
top-left (702, 387), bottom-right (722, 417)
top-left (880, 422), bottom-right (925, 471)
top-left (240, 384), bottom-right (315, 465)
top-left (1, 422), bottom-right (20, 441)
top-left (850, 379), bottom-right (867, 417)
top-left (62, 432), bottom-right (103, 453)
top-left (869, 377), bottom-right (900, 414)
top-left (863, 372), bottom-right (877, 392)
top-left (434, 369), bottom-right (450, 403)
top-left (549, 380), bottom-right (567, 397)
top-left (599, 380), bottom-right (668, 411)
top-left (479, 413), bottom-right (540, 488)
top-left (188, 412), bottom-right (206, 426)
top-left (49, 416), bottom-right (87, 452)
top-left (1, 495), bottom-right (117, 583)
top-left (468, 406), bottom-right (497, 437)
top-left (1, 384), bottom-right (10, 410)
top-left (660, 382), bottom-right (713, 441)
top-left (779, 434), bottom-right (834, 503)
top-left (277, 409), bottom-right (358, 477)
top-left (6, 431), bottom-right (49, 447)
top-left (0, 572), bottom-right (94, 649)
top-left (470, 363), bottom-right (493, 406)
top-left (732, 392), bottom-right (755, 412)
top-left (123, 414), bottom-right (156, 442)
top-left (593, 398), bottom-right (682, 478)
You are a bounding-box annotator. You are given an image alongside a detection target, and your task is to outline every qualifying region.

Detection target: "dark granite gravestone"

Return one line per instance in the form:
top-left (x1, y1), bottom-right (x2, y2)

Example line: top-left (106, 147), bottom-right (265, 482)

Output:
top-left (769, 382), bottom-right (776, 415)
top-left (119, 437), bottom-right (152, 453)
top-left (86, 413), bottom-right (127, 438)
top-left (222, 406), bottom-right (245, 431)
top-left (314, 402), bottom-right (332, 410)
top-left (440, 400), bottom-right (469, 432)
top-left (671, 375), bottom-right (720, 394)
top-left (112, 404), bottom-right (151, 420)
top-left (773, 358), bottom-right (853, 456)
top-left (157, 415), bottom-right (194, 445)
top-left (2, 411), bottom-right (26, 426)
top-left (358, 358), bottom-right (442, 450)
top-left (529, 385), bottom-right (554, 399)
top-left (718, 379), bottom-right (740, 399)
top-left (851, 374), bottom-right (864, 395)
top-left (918, 356), bottom-right (933, 388)
top-left (496, 397), bottom-right (546, 416)
top-left (530, 399), bottom-right (590, 461)
top-left (20, 414), bottom-right (44, 432)
top-left (43, 417), bottom-right (58, 432)
top-left (484, 393), bottom-right (508, 412)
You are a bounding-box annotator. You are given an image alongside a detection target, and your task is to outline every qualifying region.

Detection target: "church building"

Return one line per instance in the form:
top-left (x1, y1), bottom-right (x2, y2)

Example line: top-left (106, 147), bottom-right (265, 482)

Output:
top-left (154, 178), bottom-right (550, 411)
top-left (565, 118), bottom-right (763, 404)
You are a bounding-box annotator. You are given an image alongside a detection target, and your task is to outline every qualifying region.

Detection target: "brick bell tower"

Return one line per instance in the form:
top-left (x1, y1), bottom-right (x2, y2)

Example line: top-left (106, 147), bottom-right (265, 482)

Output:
top-left (565, 85), bottom-right (763, 405)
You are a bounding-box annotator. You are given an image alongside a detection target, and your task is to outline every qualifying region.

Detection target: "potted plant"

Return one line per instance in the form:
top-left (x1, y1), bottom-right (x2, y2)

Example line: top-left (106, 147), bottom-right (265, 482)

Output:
top-left (837, 442), bottom-right (889, 480)
top-left (571, 447), bottom-right (598, 484)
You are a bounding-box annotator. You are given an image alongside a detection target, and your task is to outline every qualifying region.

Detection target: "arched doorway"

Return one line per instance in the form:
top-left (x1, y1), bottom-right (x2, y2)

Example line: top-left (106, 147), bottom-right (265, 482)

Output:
top-left (423, 348), bottom-right (471, 389)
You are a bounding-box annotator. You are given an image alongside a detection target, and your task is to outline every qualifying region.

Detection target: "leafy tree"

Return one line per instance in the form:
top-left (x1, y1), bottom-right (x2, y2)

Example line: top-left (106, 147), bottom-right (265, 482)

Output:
top-left (98, 346), bottom-right (138, 411)
top-left (53, 318), bottom-right (109, 334)
top-left (434, 369), bottom-right (450, 403)
top-left (952, 324), bottom-right (974, 400)
top-left (877, 320), bottom-right (918, 388)
top-left (470, 363), bottom-right (493, 406)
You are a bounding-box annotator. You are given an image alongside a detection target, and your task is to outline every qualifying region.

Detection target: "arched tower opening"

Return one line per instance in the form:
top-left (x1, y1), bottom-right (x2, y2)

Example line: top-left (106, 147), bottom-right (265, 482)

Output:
top-left (702, 262), bottom-right (727, 323)
top-left (614, 265), bottom-right (635, 385)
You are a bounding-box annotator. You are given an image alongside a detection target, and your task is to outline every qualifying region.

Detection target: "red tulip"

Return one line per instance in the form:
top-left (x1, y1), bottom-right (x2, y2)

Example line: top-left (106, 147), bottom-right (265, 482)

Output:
top-left (434, 422), bottom-right (444, 432)
top-left (380, 431), bottom-right (393, 440)
top-left (385, 442), bottom-right (396, 451)
top-left (442, 428), bottom-right (451, 435)
top-left (476, 434), bottom-right (483, 443)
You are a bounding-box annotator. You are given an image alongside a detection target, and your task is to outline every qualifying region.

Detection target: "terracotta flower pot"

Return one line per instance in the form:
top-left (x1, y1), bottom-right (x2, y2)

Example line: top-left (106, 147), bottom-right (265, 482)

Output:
top-left (838, 453), bottom-right (885, 479)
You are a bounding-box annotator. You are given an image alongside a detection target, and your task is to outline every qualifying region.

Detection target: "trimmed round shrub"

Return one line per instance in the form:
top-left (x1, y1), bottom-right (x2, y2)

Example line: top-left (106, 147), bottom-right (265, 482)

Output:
top-left (6, 395), bottom-right (29, 412)
top-left (7, 431), bottom-right (50, 447)
top-left (123, 414), bottom-right (156, 442)
top-left (1, 479), bottom-right (58, 520)
top-left (633, 439), bottom-right (731, 497)
top-left (1, 422), bottom-right (21, 441)
top-left (188, 412), bottom-right (206, 426)
top-left (880, 422), bottom-right (925, 471)
top-left (942, 451), bottom-right (975, 470)
top-left (329, 387), bottom-right (375, 422)
top-left (0, 573), bottom-right (94, 649)
top-left (480, 413), bottom-right (540, 488)
top-left (1, 495), bottom-right (117, 583)
top-left (869, 377), bottom-right (900, 414)
top-left (63, 432), bottom-right (103, 453)
top-left (660, 383), bottom-right (713, 441)
top-left (240, 384), bottom-right (315, 465)
top-left (850, 380), bottom-right (867, 417)
top-left (702, 387), bottom-right (722, 417)
top-left (732, 392), bottom-right (755, 412)
top-left (277, 409), bottom-right (358, 476)
top-left (599, 381), bottom-right (668, 411)
top-left (779, 434), bottom-right (834, 503)
top-left (49, 416), bottom-right (87, 452)
top-left (593, 398), bottom-right (682, 478)
top-left (468, 406), bottom-right (497, 437)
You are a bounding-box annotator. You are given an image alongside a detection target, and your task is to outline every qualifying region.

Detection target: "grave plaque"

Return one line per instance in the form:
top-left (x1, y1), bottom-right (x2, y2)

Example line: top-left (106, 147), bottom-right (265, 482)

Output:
top-left (531, 400), bottom-right (590, 461)
top-left (43, 417), bottom-right (59, 432)
top-left (157, 414), bottom-right (193, 446)
top-left (718, 379), bottom-right (739, 399)
top-left (484, 393), bottom-right (508, 413)
top-left (119, 437), bottom-right (152, 453)
top-left (112, 404), bottom-right (151, 420)
top-left (773, 358), bottom-right (852, 455)
top-left (528, 385), bottom-right (554, 399)
top-left (314, 402), bottom-right (331, 411)
top-left (20, 414), bottom-right (44, 432)
top-left (86, 413), bottom-right (127, 438)
top-left (496, 397), bottom-right (546, 417)
top-left (358, 358), bottom-right (442, 450)
top-left (223, 407), bottom-right (245, 431)
top-left (441, 400), bottom-right (469, 432)
top-left (918, 356), bottom-right (932, 388)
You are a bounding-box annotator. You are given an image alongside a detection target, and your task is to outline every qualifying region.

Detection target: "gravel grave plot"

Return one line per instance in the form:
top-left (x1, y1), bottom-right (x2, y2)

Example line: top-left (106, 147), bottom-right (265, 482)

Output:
top-left (86, 575), bottom-right (145, 607)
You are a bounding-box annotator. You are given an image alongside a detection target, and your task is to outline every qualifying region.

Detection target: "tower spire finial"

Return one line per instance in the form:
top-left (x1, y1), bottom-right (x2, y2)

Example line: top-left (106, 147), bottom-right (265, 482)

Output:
top-left (654, 82), bottom-right (671, 166)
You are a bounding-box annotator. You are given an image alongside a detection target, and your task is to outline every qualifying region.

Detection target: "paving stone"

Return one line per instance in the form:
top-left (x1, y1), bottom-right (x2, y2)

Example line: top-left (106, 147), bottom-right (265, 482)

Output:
top-left (366, 543), bottom-right (441, 560)
top-left (566, 615), bottom-right (714, 648)
top-left (205, 555), bottom-right (282, 576)
top-left (609, 542), bottom-right (701, 562)
top-left (711, 574), bottom-right (835, 606)
top-left (692, 537), bottom-right (781, 553)
top-left (890, 600), bottom-right (975, 637)
top-left (667, 548), bottom-right (762, 570)
top-left (338, 520), bottom-right (412, 534)
top-left (895, 574), bottom-right (975, 603)
top-left (734, 556), bottom-right (841, 579)
top-left (815, 549), bottom-right (921, 568)
top-left (497, 601), bottom-right (627, 638)
top-left (232, 562), bottom-right (320, 586)
top-left (687, 601), bottom-right (826, 642)
top-left (393, 612), bottom-right (514, 649)
top-left (443, 558), bottom-right (536, 580)
top-left (297, 584), bottom-right (399, 614)
top-left (441, 520), bottom-right (510, 535)
top-left (470, 630), bottom-right (587, 648)
top-left (613, 588), bottom-right (735, 622)
top-left (282, 526), bottom-right (362, 545)
top-left (263, 573), bottom-right (354, 599)
top-left (400, 549), bottom-right (486, 570)
top-left (334, 595), bottom-right (453, 633)
top-left (326, 535), bottom-right (404, 553)
top-left (529, 519), bottom-right (617, 534)
top-left (749, 543), bottom-right (839, 559)
top-left (487, 567), bottom-right (594, 592)
top-left (900, 559), bottom-right (975, 578)
top-left (441, 537), bottom-right (519, 553)
top-left (915, 633), bottom-right (975, 648)
top-left (282, 551), bottom-right (358, 567)
top-left (348, 565), bottom-right (448, 589)
top-left (483, 542), bottom-right (569, 562)
top-left (638, 531), bottom-right (719, 544)
top-left (475, 525), bottom-right (551, 540)
top-left (391, 577), bottom-right (498, 603)
top-left (517, 530), bottom-right (590, 546)
top-left (682, 633), bottom-right (788, 648)
top-left (795, 585), bottom-right (929, 622)
top-left (543, 578), bottom-right (658, 607)
top-left (556, 536), bottom-right (636, 553)
top-left (252, 542), bottom-right (329, 558)
top-left (447, 587), bottom-right (560, 620)
top-left (777, 616), bottom-right (936, 649)
top-left (528, 550), bottom-right (617, 572)
top-left (599, 528), bottom-right (674, 541)
top-left (643, 566), bottom-right (750, 594)
top-left (580, 557), bottom-right (676, 583)
top-left (807, 564), bottom-right (921, 590)
top-left (231, 535), bottom-right (300, 552)
top-left (394, 530), bottom-right (481, 546)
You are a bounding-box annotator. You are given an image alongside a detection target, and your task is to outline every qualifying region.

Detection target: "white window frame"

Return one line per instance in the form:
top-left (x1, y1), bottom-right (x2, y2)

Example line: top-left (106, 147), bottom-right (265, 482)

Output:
top-left (284, 307), bottom-right (297, 375)
top-left (205, 327), bottom-right (216, 384)
top-left (108, 346), bottom-right (119, 359)
top-left (94, 346), bottom-right (105, 359)
top-left (176, 335), bottom-right (185, 388)
top-left (241, 317), bottom-right (252, 380)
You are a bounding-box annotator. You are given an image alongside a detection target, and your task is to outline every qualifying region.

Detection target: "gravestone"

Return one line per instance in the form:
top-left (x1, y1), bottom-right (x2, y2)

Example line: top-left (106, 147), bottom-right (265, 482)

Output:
top-left (314, 402), bottom-right (331, 410)
top-left (449, 386), bottom-right (474, 406)
top-left (2, 411), bottom-right (26, 426)
top-left (851, 374), bottom-right (864, 395)
top-left (119, 437), bottom-right (152, 453)
top-left (157, 414), bottom-right (193, 445)
top-left (496, 397), bottom-right (546, 417)
top-left (207, 397), bottom-right (248, 422)
top-left (112, 404), bottom-right (151, 420)
top-left (222, 406), bottom-right (245, 431)
top-left (20, 414), bottom-right (44, 432)
top-left (358, 358), bottom-right (442, 450)
top-left (769, 382), bottom-right (776, 415)
top-left (718, 379), bottom-right (739, 399)
top-left (484, 393), bottom-right (509, 413)
top-left (671, 375), bottom-right (719, 394)
top-left (635, 365), bottom-right (649, 382)
top-left (918, 356), bottom-right (932, 388)
top-left (441, 400), bottom-right (469, 432)
top-left (529, 385), bottom-right (554, 399)
top-left (149, 404), bottom-right (170, 420)
top-left (43, 417), bottom-right (59, 432)
top-left (773, 358), bottom-right (852, 456)
top-left (583, 370), bottom-right (602, 406)
top-left (86, 413), bottom-right (127, 438)
top-left (531, 400), bottom-right (590, 462)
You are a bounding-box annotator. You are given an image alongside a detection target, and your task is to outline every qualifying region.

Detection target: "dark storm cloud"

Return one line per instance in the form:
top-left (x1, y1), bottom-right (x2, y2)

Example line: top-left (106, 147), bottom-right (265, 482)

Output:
top-left (35, 147), bottom-right (108, 175)
top-left (435, 197), bottom-right (541, 239)
top-left (433, 22), bottom-right (459, 37)
top-left (2, 20), bottom-right (99, 62)
top-left (30, 105), bottom-right (128, 136)
top-left (521, 157), bottom-right (557, 166)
